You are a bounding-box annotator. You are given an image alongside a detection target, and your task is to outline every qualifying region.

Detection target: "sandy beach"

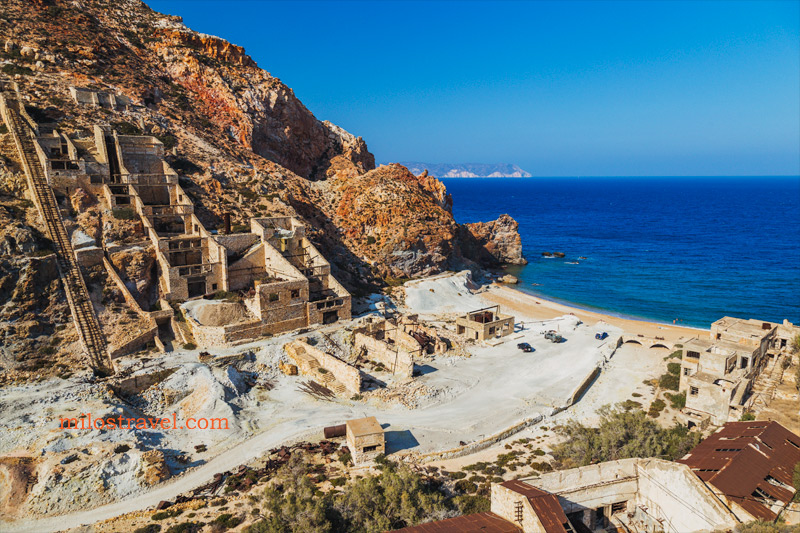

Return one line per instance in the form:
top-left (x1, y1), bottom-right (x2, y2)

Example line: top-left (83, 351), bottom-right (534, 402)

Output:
top-left (484, 283), bottom-right (706, 343)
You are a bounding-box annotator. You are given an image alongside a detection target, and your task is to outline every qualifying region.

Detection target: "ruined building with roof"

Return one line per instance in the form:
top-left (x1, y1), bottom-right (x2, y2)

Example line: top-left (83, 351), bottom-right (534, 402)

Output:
top-left (396, 421), bottom-right (800, 533)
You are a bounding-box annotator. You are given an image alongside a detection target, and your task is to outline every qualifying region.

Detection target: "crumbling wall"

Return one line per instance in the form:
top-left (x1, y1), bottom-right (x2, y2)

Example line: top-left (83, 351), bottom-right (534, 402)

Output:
top-left (353, 332), bottom-right (414, 377)
top-left (227, 243), bottom-right (265, 291)
top-left (287, 339), bottom-right (361, 394)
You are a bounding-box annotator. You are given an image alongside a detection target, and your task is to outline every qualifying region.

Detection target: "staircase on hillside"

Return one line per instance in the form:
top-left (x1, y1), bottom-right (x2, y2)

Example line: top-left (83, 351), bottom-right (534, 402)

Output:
top-left (1, 95), bottom-right (112, 375)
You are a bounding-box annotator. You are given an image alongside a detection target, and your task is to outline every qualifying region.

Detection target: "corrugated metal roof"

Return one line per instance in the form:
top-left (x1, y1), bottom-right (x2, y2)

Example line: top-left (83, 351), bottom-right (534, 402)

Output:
top-left (391, 512), bottom-right (521, 532)
top-left (501, 480), bottom-right (569, 533)
top-left (678, 421), bottom-right (800, 521)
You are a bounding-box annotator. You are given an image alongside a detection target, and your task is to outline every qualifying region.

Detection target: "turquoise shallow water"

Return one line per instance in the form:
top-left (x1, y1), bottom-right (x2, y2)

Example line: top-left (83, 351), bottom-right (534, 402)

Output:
top-left (442, 177), bottom-right (800, 328)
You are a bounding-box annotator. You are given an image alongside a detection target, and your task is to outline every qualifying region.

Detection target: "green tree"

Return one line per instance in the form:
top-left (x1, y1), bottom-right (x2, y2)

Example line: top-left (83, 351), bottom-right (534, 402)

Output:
top-left (552, 404), bottom-right (701, 467)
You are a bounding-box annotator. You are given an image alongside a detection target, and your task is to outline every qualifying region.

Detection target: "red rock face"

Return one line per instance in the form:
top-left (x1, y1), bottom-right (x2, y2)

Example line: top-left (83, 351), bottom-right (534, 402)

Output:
top-left (464, 214), bottom-right (527, 265)
top-left (0, 0), bottom-right (523, 291)
top-left (157, 29), bottom-right (257, 68)
top-left (330, 164), bottom-right (460, 278)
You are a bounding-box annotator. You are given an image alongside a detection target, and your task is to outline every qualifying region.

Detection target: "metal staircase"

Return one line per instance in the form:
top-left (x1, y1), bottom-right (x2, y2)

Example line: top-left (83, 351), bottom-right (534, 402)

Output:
top-left (2, 96), bottom-right (112, 375)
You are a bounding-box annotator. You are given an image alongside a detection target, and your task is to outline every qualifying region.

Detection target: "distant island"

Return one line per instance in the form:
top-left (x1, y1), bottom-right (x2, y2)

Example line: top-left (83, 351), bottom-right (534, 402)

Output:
top-left (398, 162), bottom-right (532, 178)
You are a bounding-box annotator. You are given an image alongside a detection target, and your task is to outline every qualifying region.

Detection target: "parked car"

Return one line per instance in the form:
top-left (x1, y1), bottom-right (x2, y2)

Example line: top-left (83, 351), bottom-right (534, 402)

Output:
top-left (544, 330), bottom-right (563, 343)
top-left (595, 332), bottom-right (608, 340)
top-left (517, 342), bottom-right (534, 352)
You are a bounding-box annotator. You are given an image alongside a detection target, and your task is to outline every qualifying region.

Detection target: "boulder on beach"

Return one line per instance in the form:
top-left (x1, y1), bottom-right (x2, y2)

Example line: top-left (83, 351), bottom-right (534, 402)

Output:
top-left (499, 274), bottom-right (519, 284)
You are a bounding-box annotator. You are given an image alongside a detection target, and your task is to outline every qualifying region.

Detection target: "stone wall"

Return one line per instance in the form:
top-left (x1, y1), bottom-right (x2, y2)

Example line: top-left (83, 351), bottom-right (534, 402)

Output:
top-left (287, 339), bottom-right (361, 394)
top-left (227, 243), bottom-right (265, 291)
top-left (491, 484), bottom-right (549, 533)
top-left (528, 458), bottom-right (738, 532)
top-left (353, 332), bottom-right (414, 377)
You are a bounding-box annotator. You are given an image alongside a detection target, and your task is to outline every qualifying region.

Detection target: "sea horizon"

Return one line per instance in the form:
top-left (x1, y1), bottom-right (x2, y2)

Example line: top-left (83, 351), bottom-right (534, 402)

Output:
top-left (444, 176), bottom-right (800, 329)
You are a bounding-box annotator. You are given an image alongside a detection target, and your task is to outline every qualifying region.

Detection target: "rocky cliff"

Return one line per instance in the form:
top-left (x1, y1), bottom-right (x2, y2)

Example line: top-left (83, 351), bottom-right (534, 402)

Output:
top-left (0, 0), bottom-right (523, 293)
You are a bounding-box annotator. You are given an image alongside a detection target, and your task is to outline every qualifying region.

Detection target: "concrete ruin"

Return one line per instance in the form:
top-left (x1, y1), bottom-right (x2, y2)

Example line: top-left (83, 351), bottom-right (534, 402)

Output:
top-left (6, 90), bottom-right (352, 354)
top-left (352, 316), bottom-right (449, 377)
top-left (456, 305), bottom-right (515, 341)
top-left (680, 316), bottom-right (781, 426)
top-left (492, 458), bottom-right (739, 532)
top-left (400, 457), bottom-right (740, 532)
top-left (285, 338), bottom-right (361, 396)
top-left (345, 416), bottom-right (385, 464)
top-left (69, 86), bottom-right (135, 111)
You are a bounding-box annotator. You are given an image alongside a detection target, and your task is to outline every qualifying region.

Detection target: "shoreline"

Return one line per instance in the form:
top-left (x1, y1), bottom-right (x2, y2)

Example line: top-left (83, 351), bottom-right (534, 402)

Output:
top-left (507, 282), bottom-right (708, 332)
top-left (482, 282), bottom-right (706, 342)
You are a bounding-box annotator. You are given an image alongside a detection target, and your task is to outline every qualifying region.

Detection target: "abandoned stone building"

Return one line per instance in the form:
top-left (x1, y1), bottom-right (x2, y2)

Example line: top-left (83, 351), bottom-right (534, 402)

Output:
top-left (3, 87), bottom-right (351, 359)
top-left (352, 316), bottom-right (450, 378)
top-left (397, 422), bottom-right (800, 532)
top-left (397, 459), bottom-right (738, 532)
top-left (345, 416), bottom-right (385, 465)
top-left (457, 305), bottom-right (515, 341)
top-left (69, 86), bottom-right (135, 111)
top-left (679, 316), bottom-right (780, 426)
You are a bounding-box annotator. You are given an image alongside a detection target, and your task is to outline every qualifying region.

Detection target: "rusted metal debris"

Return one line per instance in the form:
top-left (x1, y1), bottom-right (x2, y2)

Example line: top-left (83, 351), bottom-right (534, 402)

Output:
top-left (297, 380), bottom-right (335, 400)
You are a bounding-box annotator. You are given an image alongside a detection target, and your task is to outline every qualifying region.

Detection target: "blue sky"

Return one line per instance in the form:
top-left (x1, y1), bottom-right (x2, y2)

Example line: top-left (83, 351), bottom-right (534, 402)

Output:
top-left (147, 0), bottom-right (800, 176)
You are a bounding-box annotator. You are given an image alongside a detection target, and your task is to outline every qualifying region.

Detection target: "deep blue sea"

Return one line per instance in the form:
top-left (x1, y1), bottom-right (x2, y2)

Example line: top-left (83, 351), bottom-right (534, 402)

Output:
top-left (442, 177), bottom-right (800, 329)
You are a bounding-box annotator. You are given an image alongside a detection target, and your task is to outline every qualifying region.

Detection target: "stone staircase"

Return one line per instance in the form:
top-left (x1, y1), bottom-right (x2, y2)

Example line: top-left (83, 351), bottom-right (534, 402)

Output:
top-left (1, 95), bottom-right (112, 375)
top-left (286, 342), bottom-right (347, 395)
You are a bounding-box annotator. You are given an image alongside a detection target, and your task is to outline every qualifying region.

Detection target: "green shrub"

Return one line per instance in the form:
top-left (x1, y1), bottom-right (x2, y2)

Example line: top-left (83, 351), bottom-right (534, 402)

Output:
top-left (329, 477), bottom-right (346, 487)
top-left (212, 513), bottom-right (242, 530)
top-left (452, 494), bottom-right (490, 515)
top-left (666, 391), bottom-right (686, 409)
top-left (620, 399), bottom-right (642, 411)
top-left (454, 479), bottom-right (477, 494)
top-left (659, 373), bottom-right (680, 391)
top-left (449, 471), bottom-right (466, 480)
top-left (552, 404), bottom-right (701, 467)
top-left (530, 461), bottom-right (553, 472)
top-left (740, 411), bottom-right (756, 421)
top-left (151, 508), bottom-right (183, 521)
top-left (665, 350), bottom-right (682, 360)
top-left (133, 525), bottom-right (161, 533)
top-left (667, 362), bottom-right (681, 375)
top-left (648, 398), bottom-right (666, 418)
top-left (164, 523), bottom-right (203, 533)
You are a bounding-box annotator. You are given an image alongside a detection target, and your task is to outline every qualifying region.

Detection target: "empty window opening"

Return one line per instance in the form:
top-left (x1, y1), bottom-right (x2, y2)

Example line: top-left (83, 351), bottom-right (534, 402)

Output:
top-left (690, 386), bottom-right (699, 396)
top-left (611, 501), bottom-right (627, 514)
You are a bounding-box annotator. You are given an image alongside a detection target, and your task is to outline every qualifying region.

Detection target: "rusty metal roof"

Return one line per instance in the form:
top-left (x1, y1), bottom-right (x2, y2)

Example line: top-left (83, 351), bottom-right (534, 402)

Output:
top-left (391, 512), bottom-right (521, 532)
top-left (678, 421), bottom-right (800, 521)
top-left (500, 480), bottom-right (569, 533)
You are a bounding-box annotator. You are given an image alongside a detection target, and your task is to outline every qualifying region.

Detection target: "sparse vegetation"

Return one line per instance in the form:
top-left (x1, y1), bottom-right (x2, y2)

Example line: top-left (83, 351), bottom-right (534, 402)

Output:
top-left (552, 404), bottom-right (701, 467)
top-left (740, 411), bottom-right (756, 421)
top-left (647, 398), bottom-right (666, 418)
top-left (666, 391), bottom-right (686, 409)
top-left (245, 454), bottom-right (452, 532)
top-left (658, 361), bottom-right (681, 391)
